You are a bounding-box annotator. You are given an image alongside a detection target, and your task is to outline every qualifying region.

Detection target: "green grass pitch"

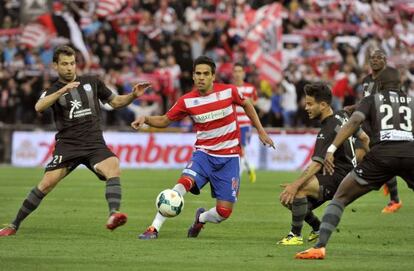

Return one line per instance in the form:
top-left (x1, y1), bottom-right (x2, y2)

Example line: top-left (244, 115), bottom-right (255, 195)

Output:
top-left (0, 167), bottom-right (413, 270)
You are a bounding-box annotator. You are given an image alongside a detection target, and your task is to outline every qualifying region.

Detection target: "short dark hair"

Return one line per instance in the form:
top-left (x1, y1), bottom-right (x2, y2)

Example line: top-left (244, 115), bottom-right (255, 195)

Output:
top-left (193, 56), bottom-right (216, 74)
top-left (53, 45), bottom-right (76, 63)
top-left (233, 62), bottom-right (244, 69)
top-left (370, 49), bottom-right (386, 58)
top-left (304, 82), bottom-right (332, 104)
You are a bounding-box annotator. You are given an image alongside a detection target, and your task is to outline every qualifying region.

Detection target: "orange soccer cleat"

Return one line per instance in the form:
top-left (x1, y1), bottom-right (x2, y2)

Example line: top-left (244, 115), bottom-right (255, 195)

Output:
top-left (382, 200), bottom-right (402, 213)
top-left (295, 247), bottom-right (326, 260)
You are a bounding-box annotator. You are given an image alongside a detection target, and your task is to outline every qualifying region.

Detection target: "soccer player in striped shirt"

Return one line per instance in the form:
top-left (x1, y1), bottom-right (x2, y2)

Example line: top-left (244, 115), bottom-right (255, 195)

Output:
top-left (232, 63), bottom-right (258, 183)
top-left (132, 56), bottom-right (275, 239)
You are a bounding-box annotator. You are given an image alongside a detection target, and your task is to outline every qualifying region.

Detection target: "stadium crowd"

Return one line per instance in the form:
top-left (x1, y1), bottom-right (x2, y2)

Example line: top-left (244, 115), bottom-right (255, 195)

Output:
top-left (1, 0), bottom-right (414, 128)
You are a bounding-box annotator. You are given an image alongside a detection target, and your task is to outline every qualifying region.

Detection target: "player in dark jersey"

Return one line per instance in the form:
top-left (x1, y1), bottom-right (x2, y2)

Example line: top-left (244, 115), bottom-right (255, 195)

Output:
top-left (278, 82), bottom-right (368, 245)
top-left (345, 49), bottom-right (402, 212)
top-left (358, 49), bottom-right (403, 213)
top-left (296, 89), bottom-right (414, 259)
top-left (361, 50), bottom-right (400, 97)
top-left (0, 45), bottom-right (151, 237)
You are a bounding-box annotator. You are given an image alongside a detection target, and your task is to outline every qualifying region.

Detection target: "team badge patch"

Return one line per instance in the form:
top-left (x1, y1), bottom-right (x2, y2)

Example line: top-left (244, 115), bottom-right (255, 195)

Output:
top-left (83, 84), bottom-right (92, 91)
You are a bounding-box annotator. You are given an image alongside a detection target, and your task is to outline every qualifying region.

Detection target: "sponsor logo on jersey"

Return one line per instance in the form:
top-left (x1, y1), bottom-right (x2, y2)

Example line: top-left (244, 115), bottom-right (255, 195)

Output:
top-left (192, 106), bottom-right (233, 123)
top-left (69, 99), bottom-right (92, 119)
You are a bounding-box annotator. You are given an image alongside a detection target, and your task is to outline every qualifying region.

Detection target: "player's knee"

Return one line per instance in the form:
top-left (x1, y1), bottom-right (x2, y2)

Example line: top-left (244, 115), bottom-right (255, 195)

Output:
top-left (216, 205), bottom-right (233, 221)
top-left (177, 176), bottom-right (194, 192)
top-left (295, 189), bottom-right (307, 198)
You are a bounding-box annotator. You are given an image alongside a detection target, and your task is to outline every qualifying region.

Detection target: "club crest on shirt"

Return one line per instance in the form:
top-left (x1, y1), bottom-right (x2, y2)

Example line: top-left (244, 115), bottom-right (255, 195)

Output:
top-left (83, 84), bottom-right (92, 91)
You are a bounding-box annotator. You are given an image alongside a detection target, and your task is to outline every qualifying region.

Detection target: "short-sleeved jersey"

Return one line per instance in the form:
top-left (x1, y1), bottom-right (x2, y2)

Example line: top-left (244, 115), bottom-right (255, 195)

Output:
top-left (235, 83), bottom-right (258, 127)
top-left (312, 110), bottom-right (357, 177)
top-left (166, 83), bottom-right (245, 155)
top-left (361, 66), bottom-right (400, 97)
top-left (40, 75), bottom-right (115, 143)
top-left (355, 90), bottom-right (414, 156)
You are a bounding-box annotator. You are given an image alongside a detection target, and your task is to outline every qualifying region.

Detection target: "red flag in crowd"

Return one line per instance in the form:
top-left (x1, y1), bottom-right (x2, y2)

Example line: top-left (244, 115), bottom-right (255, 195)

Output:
top-left (96, 0), bottom-right (128, 18)
top-left (237, 3), bottom-right (283, 83)
top-left (20, 23), bottom-right (50, 48)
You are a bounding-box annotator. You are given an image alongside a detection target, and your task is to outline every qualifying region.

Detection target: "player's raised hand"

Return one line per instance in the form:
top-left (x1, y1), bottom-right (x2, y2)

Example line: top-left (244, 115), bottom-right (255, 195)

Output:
top-left (323, 152), bottom-right (335, 175)
top-left (258, 130), bottom-right (275, 149)
top-left (59, 81), bottom-right (80, 95)
top-left (132, 82), bottom-right (151, 98)
top-left (131, 116), bottom-right (146, 130)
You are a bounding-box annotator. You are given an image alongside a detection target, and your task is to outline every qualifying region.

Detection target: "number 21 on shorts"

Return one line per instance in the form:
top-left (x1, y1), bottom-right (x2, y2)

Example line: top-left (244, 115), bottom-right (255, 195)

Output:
top-left (52, 155), bottom-right (63, 164)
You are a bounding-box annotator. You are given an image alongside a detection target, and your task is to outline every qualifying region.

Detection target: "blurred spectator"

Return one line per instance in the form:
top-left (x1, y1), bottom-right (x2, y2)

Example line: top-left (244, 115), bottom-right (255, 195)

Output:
top-left (280, 79), bottom-right (297, 127)
top-left (0, 0), bottom-right (413, 130)
top-left (270, 82), bottom-right (284, 127)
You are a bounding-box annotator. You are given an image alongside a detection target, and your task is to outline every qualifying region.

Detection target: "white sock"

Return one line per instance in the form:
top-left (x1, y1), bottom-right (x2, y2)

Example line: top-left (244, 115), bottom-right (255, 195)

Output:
top-left (244, 156), bottom-right (251, 173)
top-left (198, 207), bottom-right (225, 224)
top-left (172, 183), bottom-right (187, 197)
top-left (151, 212), bottom-right (167, 231)
top-left (240, 157), bottom-right (245, 175)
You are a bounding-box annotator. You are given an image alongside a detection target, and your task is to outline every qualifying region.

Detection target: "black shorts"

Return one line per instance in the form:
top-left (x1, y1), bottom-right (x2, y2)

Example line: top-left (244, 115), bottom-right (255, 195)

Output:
top-left (315, 172), bottom-right (345, 202)
top-left (352, 146), bottom-right (414, 190)
top-left (45, 140), bottom-right (116, 180)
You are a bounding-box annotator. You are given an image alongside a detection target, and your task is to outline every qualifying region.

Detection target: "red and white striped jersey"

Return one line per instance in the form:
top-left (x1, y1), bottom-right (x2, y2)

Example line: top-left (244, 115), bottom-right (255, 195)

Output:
top-left (235, 83), bottom-right (257, 127)
top-left (167, 83), bottom-right (245, 156)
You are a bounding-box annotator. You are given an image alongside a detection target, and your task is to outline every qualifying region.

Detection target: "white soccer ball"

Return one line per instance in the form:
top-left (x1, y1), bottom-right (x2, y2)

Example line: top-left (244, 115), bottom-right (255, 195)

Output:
top-left (155, 189), bottom-right (184, 217)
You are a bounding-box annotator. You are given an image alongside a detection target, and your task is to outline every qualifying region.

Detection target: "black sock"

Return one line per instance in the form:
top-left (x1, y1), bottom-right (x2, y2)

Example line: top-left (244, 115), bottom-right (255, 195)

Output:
top-left (291, 197), bottom-right (308, 236)
top-left (305, 210), bottom-right (321, 232)
top-left (12, 187), bottom-right (46, 230)
top-left (315, 199), bottom-right (345, 248)
top-left (386, 177), bottom-right (399, 203)
top-left (106, 177), bottom-right (121, 214)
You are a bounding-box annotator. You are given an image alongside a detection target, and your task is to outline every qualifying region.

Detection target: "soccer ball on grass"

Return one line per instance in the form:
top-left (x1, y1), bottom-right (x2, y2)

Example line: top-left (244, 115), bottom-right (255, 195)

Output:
top-left (156, 189), bottom-right (184, 217)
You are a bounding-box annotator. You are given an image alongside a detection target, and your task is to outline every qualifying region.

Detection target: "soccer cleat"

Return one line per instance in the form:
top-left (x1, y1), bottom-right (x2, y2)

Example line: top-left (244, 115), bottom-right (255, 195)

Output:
top-left (138, 226), bottom-right (158, 240)
top-left (295, 247), bottom-right (326, 260)
top-left (277, 233), bottom-right (303, 245)
top-left (248, 166), bottom-right (257, 183)
top-left (0, 224), bottom-right (17, 237)
top-left (187, 208), bottom-right (205, 238)
top-left (106, 212), bottom-right (128, 231)
top-left (307, 230), bottom-right (319, 242)
top-left (382, 200), bottom-right (402, 213)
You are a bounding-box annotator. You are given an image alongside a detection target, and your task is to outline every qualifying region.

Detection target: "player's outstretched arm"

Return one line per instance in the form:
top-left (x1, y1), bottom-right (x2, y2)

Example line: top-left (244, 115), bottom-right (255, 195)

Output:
top-left (242, 99), bottom-right (275, 149)
top-left (131, 115), bottom-right (172, 130)
top-left (110, 82), bottom-right (151, 109)
top-left (35, 81), bottom-right (80, 112)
